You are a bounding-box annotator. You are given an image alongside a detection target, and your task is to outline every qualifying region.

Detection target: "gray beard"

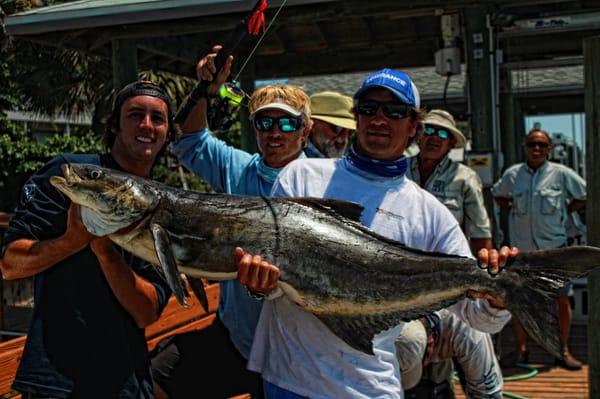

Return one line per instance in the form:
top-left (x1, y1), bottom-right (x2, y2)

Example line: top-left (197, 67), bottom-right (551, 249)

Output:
top-left (315, 136), bottom-right (347, 158)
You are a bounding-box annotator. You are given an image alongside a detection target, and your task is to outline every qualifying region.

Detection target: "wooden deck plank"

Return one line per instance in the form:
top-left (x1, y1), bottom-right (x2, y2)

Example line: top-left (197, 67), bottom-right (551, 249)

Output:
top-left (454, 323), bottom-right (589, 399)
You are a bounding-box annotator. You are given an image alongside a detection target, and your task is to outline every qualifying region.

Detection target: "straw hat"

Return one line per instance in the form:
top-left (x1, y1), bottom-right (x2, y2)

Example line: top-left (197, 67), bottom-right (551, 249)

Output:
top-left (310, 91), bottom-right (356, 130)
top-left (423, 109), bottom-right (466, 149)
top-left (395, 320), bottom-right (428, 390)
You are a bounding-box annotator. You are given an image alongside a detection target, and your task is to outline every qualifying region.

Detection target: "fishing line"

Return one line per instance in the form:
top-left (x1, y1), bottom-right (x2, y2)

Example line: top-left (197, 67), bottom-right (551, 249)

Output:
top-left (233, 0), bottom-right (288, 82)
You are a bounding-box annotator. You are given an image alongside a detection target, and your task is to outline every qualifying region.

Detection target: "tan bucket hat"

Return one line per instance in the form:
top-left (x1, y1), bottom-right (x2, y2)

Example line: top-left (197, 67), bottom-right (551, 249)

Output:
top-left (395, 320), bottom-right (428, 390)
top-left (310, 91), bottom-right (356, 130)
top-left (423, 109), bottom-right (466, 149)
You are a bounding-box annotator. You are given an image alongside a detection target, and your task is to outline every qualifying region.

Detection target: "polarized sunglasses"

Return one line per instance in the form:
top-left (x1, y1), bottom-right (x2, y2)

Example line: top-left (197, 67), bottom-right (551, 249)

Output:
top-left (423, 125), bottom-right (450, 140)
top-left (253, 115), bottom-right (303, 133)
top-left (356, 100), bottom-right (414, 120)
top-left (526, 141), bottom-right (549, 149)
top-left (328, 123), bottom-right (348, 134)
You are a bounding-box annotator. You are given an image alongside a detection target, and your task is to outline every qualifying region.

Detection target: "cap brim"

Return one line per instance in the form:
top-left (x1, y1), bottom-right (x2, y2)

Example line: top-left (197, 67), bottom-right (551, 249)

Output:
top-left (251, 102), bottom-right (302, 118)
top-left (312, 115), bottom-right (356, 130)
top-left (401, 362), bottom-right (423, 390)
top-left (353, 85), bottom-right (415, 108)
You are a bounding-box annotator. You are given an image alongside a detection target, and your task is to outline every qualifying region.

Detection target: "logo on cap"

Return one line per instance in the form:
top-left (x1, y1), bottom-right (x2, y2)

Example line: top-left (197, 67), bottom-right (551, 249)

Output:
top-left (354, 68), bottom-right (420, 109)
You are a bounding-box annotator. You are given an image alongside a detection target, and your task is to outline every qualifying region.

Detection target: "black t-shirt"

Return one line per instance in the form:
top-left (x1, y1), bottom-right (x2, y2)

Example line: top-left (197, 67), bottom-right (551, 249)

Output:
top-left (4, 153), bottom-right (170, 399)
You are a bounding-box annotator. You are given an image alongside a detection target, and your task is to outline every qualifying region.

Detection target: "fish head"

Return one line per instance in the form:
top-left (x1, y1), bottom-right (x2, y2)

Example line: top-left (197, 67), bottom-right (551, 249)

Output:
top-left (50, 163), bottom-right (159, 235)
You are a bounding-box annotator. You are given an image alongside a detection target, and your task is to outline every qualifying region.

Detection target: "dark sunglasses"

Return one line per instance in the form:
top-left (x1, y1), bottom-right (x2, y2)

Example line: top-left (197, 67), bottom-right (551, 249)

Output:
top-left (423, 126), bottom-right (450, 140)
top-left (526, 141), bottom-right (549, 148)
top-left (328, 123), bottom-right (348, 134)
top-left (253, 115), bottom-right (303, 133)
top-left (356, 100), bottom-right (414, 120)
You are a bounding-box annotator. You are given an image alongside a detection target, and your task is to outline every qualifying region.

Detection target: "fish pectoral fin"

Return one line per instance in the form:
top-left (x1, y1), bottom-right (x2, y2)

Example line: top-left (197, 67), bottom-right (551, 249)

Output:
top-left (316, 309), bottom-right (431, 356)
top-left (186, 274), bottom-right (210, 313)
top-left (151, 223), bottom-right (188, 308)
top-left (316, 315), bottom-right (378, 355)
top-left (286, 198), bottom-right (364, 223)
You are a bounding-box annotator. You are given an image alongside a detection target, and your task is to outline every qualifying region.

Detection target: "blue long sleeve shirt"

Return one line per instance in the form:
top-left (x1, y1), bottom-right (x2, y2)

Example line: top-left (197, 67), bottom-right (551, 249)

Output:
top-left (170, 129), bottom-right (276, 359)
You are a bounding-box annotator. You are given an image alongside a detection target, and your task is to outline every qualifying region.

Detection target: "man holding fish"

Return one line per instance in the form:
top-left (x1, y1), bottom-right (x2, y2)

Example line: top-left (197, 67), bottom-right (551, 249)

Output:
top-left (236, 69), bottom-right (518, 398)
top-left (0, 81), bottom-right (174, 398)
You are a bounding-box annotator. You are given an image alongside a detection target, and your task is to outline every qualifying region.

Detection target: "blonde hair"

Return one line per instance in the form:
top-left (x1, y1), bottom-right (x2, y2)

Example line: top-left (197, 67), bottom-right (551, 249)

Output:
top-left (249, 84), bottom-right (312, 127)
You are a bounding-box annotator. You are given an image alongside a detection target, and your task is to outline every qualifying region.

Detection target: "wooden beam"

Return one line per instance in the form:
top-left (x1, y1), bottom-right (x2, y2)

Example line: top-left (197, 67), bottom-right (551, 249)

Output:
top-left (253, 42), bottom-right (438, 78)
top-left (312, 21), bottom-right (329, 48)
top-left (259, 29), bottom-right (287, 55)
top-left (584, 35), bottom-right (600, 399)
top-left (112, 38), bottom-right (138, 90)
top-left (499, 71), bottom-right (519, 170)
top-left (362, 17), bottom-right (378, 46)
top-left (239, 61), bottom-right (257, 154)
top-left (463, 6), bottom-right (495, 153)
top-left (137, 36), bottom-right (209, 65)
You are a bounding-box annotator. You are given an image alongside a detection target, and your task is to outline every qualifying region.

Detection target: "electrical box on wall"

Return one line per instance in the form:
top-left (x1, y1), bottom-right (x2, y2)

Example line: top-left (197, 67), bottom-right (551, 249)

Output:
top-left (435, 47), bottom-right (461, 76)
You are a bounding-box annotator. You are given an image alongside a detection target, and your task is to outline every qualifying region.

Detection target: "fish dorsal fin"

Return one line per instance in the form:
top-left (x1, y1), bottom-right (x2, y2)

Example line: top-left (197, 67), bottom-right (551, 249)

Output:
top-left (286, 197), bottom-right (364, 223)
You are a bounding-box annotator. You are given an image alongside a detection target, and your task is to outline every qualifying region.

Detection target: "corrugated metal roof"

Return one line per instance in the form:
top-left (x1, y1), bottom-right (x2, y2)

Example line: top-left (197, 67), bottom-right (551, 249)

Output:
top-left (287, 64), bottom-right (583, 99)
top-left (511, 65), bottom-right (584, 93)
top-left (4, 0), bottom-right (336, 35)
top-left (9, 0), bottom-right (218, 16)
top-left (5, 0), bottom-right (243, 34)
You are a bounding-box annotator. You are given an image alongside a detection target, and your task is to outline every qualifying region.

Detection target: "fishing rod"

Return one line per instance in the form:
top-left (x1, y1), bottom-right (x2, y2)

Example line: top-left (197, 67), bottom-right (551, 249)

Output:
top-left (173, 0), bottom-right (269, 126)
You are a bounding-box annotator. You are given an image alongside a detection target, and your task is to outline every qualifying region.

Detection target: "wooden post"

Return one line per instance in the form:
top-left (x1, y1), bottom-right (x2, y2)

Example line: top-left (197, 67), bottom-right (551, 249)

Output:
top-left (584, 35), bottom-right (600, 399)
top-left (112, 39), bottom-right (138, 91)
top-left (464, 7), bottom-right (494, 155)
top-left (499, 71), bottom-right (518, 171)
top-left (464, 7), bottom-right (497, 231)
top-left (239, 60), bottom-right (257, 154)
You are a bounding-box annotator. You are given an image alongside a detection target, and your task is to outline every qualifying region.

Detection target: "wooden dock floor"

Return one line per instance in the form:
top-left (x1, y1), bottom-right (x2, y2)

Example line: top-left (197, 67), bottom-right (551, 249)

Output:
top-left (2, 306), bottom-right (591, 399)
top-left (454, 323), bottom-right (589, 399)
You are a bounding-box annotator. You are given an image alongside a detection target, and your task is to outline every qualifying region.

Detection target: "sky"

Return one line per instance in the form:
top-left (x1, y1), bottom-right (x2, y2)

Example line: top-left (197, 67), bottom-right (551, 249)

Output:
top-left (525, 113), bottom-right (586, 152)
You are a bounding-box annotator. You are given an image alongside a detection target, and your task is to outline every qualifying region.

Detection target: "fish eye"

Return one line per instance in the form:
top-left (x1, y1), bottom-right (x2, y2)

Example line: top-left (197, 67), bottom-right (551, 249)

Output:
top-left (90, 170), bottom-right (103, 179)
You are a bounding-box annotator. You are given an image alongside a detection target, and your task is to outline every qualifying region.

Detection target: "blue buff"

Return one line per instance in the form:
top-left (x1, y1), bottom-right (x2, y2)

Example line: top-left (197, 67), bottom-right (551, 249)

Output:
top-left (256, 158), bottom-right (282, 184)
top-left (344, 145), bottom-right (408, 178)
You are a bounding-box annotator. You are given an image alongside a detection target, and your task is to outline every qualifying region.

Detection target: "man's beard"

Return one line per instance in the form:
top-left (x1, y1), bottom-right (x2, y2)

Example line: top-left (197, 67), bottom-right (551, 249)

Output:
top-left (315, 134), bottom-right (348, 158)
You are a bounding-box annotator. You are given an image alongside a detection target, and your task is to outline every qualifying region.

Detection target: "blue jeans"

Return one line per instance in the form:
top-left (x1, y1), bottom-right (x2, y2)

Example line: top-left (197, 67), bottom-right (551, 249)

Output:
top-left (263, 380), bottom-right (308, 399)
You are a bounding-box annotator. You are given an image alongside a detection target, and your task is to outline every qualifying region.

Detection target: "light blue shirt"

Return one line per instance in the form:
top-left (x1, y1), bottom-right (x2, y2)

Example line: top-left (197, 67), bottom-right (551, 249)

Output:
top-left (492, 161), bottom-right (586, 252)
top-left (171, 129), bottom-right (276, 359)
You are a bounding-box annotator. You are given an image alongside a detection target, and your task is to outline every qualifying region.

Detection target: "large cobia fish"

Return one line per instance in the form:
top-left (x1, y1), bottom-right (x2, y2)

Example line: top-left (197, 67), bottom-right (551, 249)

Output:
top-left (50, 163), bottom-right (599, 357)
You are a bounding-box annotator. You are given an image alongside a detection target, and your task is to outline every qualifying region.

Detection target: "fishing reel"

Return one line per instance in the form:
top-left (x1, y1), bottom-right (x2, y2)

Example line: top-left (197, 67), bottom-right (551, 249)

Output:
top-left (208, 82), bottom-right (246, 133)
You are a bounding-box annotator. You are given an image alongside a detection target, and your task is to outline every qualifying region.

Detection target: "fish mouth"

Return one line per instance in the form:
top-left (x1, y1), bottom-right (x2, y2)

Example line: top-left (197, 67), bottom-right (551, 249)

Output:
top-left (50, 164), bottom-right (86, 190)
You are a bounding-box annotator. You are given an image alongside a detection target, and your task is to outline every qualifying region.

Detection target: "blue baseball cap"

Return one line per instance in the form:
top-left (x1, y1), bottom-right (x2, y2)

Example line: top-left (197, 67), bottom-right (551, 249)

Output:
top-left (353, 69), bottom-right (420, 108)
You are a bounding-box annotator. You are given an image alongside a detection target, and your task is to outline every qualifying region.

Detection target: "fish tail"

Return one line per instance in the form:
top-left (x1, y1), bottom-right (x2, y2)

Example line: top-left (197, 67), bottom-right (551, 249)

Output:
top-left (504, 282), bottom-right (562, 358)
top-left (502, 245), bottom-right (600, 358)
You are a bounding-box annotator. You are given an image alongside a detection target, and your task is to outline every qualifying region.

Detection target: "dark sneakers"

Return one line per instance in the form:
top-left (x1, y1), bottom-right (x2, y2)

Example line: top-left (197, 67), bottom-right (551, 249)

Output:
top-left (555, 351), bottom-right (583, 370)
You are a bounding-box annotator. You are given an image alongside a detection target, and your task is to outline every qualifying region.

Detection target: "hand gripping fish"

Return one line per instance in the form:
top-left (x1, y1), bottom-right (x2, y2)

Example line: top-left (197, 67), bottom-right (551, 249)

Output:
top-left (50, 163), bottom-right (600, 358)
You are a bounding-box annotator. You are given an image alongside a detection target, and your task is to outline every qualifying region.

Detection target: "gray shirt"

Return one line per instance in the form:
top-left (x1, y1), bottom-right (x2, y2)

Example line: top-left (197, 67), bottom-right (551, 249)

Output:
top-left (407, 155), bottom-right (492, 239)
top-left (491, 161), bottom-right (586, 252)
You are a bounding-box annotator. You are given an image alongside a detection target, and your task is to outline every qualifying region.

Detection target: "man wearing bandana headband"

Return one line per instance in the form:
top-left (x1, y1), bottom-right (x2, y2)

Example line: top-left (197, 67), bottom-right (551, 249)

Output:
top-left (234, 69), bottom-right (519, 398)
top-left (0, 81), bottom-right (173, 398)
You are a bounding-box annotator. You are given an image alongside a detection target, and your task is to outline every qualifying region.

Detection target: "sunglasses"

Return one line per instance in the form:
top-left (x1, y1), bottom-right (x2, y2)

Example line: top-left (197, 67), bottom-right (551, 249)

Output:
top-left (526, 141), bottom-right (549, 148)
top-left (423, 126), bottom-right (450, 140)
top-left (328, 123), bottom-right (348, 134)
top-left (253, 115), bottom-right (303, 133)
top-left (356, 100), bottom-right (414, 120)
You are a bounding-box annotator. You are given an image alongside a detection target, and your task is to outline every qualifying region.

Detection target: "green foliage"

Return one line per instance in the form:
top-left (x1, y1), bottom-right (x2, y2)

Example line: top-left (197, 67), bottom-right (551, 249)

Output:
top-left (150, 157), bottom-right (213, 194)
top-left (0, 121), bottom-right (104, 176)
top-left (0, 0), bottom-right (243, 207)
